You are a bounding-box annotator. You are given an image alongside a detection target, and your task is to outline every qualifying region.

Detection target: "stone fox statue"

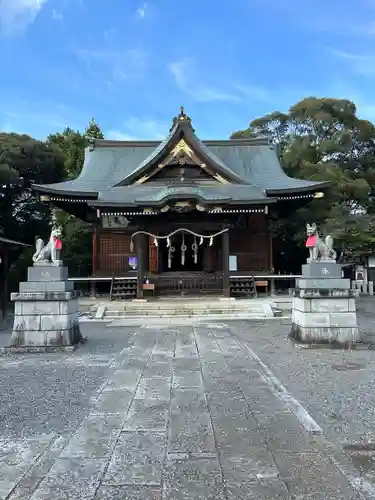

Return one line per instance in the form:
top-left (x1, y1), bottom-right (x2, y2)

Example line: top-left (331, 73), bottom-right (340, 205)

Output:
top-left (32, 226), bottom-right (63, 266)
top-left (306, 223), bottom-right (337, 262)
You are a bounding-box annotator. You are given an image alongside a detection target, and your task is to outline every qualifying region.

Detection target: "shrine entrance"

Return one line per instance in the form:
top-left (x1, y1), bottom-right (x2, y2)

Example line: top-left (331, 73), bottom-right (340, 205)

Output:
top-left (159, 232), bottom-right (204, 272)
top-left (132, 227), bottom-right (230, 298)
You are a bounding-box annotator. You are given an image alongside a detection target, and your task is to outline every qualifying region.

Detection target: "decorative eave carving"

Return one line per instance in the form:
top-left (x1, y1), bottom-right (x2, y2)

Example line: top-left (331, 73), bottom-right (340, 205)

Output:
top-left (133, 137), bottom-right (231, 185)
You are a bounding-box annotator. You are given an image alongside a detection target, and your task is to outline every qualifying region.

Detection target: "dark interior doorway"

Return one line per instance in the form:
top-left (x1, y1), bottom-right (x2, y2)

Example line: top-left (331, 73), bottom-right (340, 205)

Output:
top-left (159, 232), bottom-right (204, 272)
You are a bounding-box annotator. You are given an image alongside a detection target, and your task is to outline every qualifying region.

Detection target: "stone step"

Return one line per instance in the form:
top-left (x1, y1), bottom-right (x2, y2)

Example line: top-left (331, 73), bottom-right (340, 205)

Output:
top-left (104, 306), bottom-right (265, 313)
top-left (104, 303), bottom-right (263, 310)
top-left (103, 309), bottom-right (265, 317)
top-left (103, 313), bottom-right (269, 321)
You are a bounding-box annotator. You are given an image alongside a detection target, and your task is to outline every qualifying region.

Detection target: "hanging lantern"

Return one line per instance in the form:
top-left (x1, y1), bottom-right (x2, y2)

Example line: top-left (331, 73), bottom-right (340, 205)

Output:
top-left (153, 237), bottom-right (158, 247)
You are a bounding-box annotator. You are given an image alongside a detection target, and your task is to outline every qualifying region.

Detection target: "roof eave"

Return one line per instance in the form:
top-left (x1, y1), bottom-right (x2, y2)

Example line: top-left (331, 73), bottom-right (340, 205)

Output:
top-left (87, 197), bottom-right (276, 208)
top-left (266, 181), bottom-right (330, 196)
top-left (32, 184), bottom-right (98, 198)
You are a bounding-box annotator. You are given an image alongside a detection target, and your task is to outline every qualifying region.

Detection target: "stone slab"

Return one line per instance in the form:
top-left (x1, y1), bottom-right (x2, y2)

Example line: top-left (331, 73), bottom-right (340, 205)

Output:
top-left (94, 486), bottom-right (162, 499)
top-left (10, 322), bottom-right (83, 348)
top-left (25, 457), bottom-right (106, 500)
top-left (163, 457), bottom-right (226, 500)
top-left (292, 310), bottom-right (358, 328)
top-left (293, 297), bottom-right (356, 313)
top-left (40, 313), bottom-right (79, 331)
top-left (124, 399), bottom-right (170, 431)
top-left (290, 324), bottom-right (360, 344)
top-left (296, 278), bottom-right (350, 290)
top-left (16, 301), bottom-right (60, 315)
top-left (103, 432), bottom-right (166, 486)
top-left (302, 263), bottom-right (343, 278)
top-left (11, 291), bottom-right (79, 301)
top-left (226, 479), bottom-right (291, 500)
top-left (27, 266), bottom-right (69, 282)
top-left (168, 412), bottom-right (216, 453)
top-left (19, 281), bottom-right (74, 293)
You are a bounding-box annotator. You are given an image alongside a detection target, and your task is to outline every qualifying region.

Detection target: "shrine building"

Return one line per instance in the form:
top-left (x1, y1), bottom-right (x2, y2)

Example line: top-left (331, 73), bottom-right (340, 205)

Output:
top-left (33, 108), bottom-right (328, 298)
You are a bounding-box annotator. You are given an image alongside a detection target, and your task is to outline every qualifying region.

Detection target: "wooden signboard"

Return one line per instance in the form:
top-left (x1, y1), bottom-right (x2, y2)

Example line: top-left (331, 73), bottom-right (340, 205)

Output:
top-left (149, 236), bottom-right (158, 273)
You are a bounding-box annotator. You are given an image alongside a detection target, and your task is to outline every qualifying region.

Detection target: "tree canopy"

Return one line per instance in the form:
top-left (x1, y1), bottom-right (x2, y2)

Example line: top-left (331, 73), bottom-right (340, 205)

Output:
top-left (231, 97), bottom-right (375, 269)
top-left (0, 119), bottom-right (104, 289)
top-left (1, 98), bottom-right (375, 286)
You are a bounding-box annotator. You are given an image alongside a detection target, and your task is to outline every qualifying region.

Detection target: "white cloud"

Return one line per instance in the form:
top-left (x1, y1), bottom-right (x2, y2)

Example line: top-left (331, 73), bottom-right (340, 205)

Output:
top-left (107, 117), bottom-right (169, 141)
top-left (0, 0), bottom-right (47, 35)
top-left (328, 48), bottom-right (375, 77)
top-left (169, 59), bottom-right (241, 103)
top-left (137, 2), bottom-right (148, 18)
top-left (75, 47), bottom-right (147, 84)
top-left (169, 58), bottom-right (275, 104)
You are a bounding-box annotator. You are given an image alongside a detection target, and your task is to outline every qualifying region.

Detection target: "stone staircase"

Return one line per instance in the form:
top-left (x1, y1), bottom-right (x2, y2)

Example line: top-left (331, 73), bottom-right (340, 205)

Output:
top-left (87, 297), bottom-right (280, 322)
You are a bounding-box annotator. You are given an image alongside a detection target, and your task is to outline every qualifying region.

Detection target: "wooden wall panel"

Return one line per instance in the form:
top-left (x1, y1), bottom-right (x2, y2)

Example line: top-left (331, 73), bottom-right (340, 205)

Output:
top-left (229, 214), bottom-right (271, 272)
top-left (98, 231), bottom-right (135, 275)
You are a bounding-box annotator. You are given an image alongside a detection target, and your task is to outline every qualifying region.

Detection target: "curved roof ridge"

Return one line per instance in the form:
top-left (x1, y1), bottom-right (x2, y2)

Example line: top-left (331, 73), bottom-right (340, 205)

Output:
top-left (113, 118), bottom-right (246, 186)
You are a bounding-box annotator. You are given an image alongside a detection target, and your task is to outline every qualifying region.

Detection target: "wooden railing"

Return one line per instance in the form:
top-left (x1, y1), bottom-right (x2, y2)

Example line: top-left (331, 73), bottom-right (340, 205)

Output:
top-left (155, 272), bottom-right (223, 296)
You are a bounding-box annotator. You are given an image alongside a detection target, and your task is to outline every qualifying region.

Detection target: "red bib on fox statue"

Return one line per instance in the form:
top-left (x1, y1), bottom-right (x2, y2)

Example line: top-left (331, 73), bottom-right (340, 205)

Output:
top-left (306, 235), bottom-right (317, 248)
top-left (52, 236), bottom-right (62, 250)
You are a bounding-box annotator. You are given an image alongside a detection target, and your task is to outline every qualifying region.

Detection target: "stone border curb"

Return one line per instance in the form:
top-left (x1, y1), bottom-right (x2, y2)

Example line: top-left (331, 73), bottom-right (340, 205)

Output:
top-left (0, 345), bottom-right (77, 354)
top-left (292, 340), bottom-right (375, 350)
top-left (242, 342), bottom-right (323, 435)
top-left (0, 336), bottom-right (88, 354)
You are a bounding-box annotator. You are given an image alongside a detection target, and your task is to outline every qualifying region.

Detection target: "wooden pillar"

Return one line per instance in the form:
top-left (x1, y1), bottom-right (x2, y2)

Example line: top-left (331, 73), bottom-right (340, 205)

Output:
top-left (222, 229), bottom-right (230, 297)
top-left (136, 234), bottom-right (147, 299)
top-left (268, 223), bottom-right (273, 273)
top-left (91, 222), bottom-right (100, 297)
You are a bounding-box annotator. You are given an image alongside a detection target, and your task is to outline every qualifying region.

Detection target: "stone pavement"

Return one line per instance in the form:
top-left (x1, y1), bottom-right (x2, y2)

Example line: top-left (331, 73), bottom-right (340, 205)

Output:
top-left (0, 322), bottom-right (366, 499)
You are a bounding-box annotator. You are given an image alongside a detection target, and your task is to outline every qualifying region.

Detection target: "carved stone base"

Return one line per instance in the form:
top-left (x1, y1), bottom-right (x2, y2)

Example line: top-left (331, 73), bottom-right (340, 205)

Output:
top-left (8, 266), bottom-right (85, 351)
top-left (290, 263), bottom-right (360, 346)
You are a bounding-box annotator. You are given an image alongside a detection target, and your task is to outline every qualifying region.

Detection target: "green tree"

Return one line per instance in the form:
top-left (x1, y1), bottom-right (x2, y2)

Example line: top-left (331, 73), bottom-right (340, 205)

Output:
top-left (0, 132), bottom-right (66, 241)
top-left (231, 97), bottom-right (375, 268)
top-left (0, 132), bottom-right (66, 292)
top-left (50, 118), bottom-right (105, 276)
top-left (47, 127), bottom-right (86, 180)
top-left (85, 118), bottom-right (104, 140)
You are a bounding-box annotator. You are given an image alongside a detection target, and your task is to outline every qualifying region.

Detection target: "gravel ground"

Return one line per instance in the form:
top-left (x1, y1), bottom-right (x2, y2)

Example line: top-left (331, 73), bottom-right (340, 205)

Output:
top-left (230, 297), bottom-right (375, 447)
top-left (1, 297), bottom-right (375, 447)
top-left (0, 323), bottom-right (132, 440)
top-left (0, 322), bottom-right (366, 499)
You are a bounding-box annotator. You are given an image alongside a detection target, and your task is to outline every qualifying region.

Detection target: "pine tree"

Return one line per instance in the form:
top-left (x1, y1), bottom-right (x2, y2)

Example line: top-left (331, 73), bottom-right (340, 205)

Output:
top-left (84, 118), bottom-right (104, 140)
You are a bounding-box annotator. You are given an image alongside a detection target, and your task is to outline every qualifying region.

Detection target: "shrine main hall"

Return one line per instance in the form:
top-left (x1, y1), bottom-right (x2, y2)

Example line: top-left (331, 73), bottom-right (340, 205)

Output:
top-left (33, 108), bottom-right (328, 298)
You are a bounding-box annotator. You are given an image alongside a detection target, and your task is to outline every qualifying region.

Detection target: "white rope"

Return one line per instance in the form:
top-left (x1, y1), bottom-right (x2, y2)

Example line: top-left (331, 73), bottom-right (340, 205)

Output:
top-left (130, 227), bottom-right (228, 252)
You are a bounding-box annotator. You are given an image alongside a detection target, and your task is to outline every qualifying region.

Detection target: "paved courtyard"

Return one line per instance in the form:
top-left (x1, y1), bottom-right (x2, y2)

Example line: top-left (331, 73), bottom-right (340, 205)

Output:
top-left (0, 316), bottom-right (372, 500)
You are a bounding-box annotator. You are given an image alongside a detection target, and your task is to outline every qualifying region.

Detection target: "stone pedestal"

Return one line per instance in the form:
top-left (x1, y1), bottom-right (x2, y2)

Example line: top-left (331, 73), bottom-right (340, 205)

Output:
top-left (290, 262), bottom-right (360, 346)
top-left (7, 265), bottom-right (84, 352)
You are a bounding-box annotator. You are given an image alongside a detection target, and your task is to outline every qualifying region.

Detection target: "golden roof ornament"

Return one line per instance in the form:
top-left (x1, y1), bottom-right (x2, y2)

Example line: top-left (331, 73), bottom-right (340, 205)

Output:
top-left (170, 105), bottom-right (194, 132)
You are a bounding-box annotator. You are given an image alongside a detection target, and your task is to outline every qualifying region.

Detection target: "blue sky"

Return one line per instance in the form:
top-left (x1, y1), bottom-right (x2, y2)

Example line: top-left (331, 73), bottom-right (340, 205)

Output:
top-left (0, 0), bottom-right (374, 140)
